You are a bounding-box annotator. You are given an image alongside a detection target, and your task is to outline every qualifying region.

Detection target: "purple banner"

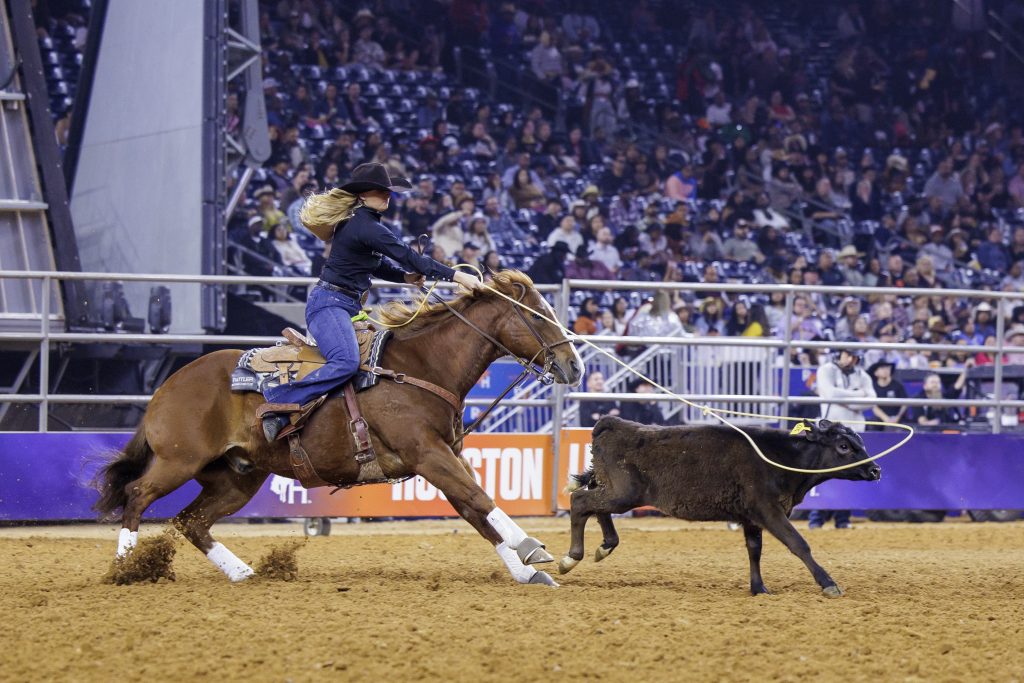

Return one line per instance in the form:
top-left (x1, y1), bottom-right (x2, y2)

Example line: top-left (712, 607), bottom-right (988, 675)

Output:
top-left (797, 432), bottom-right (1024, 509)
top-left (1, 432), bottom-right (1023, 520)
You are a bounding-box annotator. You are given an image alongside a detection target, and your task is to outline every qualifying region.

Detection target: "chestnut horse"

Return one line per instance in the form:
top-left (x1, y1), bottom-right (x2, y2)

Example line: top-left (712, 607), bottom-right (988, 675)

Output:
top-left (94, 271), bottom-right (582, 586)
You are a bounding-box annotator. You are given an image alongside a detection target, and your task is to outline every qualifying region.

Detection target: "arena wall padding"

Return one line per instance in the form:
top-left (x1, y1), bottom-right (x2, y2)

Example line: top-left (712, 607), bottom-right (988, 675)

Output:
top-left (0, 431), bottom-right (1023, 520)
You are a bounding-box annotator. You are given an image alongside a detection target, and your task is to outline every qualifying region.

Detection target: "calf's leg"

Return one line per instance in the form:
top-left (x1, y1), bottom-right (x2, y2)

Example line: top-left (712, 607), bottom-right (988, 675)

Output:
top-left (760, 509), bottom-right (843, 597)
top-left (560, 488), bottom-right (597, 574)
top-left (594, 513), bottom-right (619, 562)
top-left (560, 487), bottom-right (637, 574)
top-left (742, 524), bottom-right (769, 595)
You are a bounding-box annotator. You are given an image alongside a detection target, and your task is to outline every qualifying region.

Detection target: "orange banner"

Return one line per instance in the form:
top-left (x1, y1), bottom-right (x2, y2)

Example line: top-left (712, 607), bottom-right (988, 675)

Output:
top-left (257, 433), bottom-right (556, 517)
top-left (556, 428), bottom-right (593, 510)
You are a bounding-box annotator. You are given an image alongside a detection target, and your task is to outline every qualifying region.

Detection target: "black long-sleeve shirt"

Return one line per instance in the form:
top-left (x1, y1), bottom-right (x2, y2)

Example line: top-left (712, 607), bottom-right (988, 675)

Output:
top-left (321, 206), bottom-right (456, 293)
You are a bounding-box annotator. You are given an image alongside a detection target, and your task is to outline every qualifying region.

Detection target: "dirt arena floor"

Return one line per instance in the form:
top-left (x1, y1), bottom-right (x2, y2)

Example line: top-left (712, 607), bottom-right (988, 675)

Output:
top-left (1, 516), bottom-right (1023, 682)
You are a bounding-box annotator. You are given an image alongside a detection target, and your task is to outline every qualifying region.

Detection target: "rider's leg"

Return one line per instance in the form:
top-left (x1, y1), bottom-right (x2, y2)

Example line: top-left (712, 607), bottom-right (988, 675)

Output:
top-left (262, 289), bottom-right (360, 440)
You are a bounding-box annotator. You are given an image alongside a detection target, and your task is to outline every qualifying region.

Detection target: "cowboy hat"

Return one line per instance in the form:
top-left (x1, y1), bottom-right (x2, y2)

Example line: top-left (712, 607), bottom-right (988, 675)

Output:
top-left (867, 359), bottom-right (897, 376)
top-left (339, 162), bottom-right (413, 194)
top-left (837, 245), bottom-right (864, 259)
top-left (886, 154), bottom-right (909, 172)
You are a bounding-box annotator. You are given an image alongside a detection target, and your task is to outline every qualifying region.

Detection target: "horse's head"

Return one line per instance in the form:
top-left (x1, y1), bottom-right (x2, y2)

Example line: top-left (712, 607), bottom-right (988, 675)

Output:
top-left (487, 272), bottom-right (583, 387)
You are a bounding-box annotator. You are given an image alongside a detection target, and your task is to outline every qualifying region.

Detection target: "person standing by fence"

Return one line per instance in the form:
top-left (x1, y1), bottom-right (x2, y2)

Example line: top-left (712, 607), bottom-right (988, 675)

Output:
top-left (810, 346), bottom-right (875, 529)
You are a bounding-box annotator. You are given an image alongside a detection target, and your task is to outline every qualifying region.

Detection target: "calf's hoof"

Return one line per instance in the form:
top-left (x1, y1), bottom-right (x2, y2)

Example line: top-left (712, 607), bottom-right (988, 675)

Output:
top-left (822, 585), bottom-right (844, 598)
top-left (528, 571), bottom-right (559, 587)
top-left (517, 537), bottom-right (553, 565)
top-left (750, 585), bottom-right (771, 596)
top-left (558, 555), bottom-right (580, 574)
top-left (594, 545), bottom-right (614, 562)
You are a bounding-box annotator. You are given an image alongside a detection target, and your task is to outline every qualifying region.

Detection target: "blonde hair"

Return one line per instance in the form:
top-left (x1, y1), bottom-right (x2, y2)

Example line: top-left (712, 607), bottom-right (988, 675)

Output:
top-left (299, 188), bottom-right (361, 241)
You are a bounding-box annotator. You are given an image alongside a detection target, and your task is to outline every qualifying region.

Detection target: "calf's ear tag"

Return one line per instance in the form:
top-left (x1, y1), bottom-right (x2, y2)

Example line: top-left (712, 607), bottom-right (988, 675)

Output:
top-left (790, 422), bottom-right (809, 436)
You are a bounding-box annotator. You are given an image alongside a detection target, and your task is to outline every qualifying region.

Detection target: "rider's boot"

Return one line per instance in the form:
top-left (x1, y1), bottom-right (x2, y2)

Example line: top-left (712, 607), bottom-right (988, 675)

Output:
top-left (262, 413), bottom-right (290, 442)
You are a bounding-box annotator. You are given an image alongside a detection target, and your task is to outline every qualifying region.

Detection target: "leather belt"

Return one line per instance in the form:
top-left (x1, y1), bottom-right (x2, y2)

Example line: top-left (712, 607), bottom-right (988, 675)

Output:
top-left (317, 280), bottom-right (362, 299)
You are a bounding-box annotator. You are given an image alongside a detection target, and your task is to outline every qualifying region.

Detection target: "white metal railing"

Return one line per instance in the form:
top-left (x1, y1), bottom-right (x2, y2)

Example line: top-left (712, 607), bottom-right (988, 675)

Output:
top-left (0, 270), bottom-right (1022, 440)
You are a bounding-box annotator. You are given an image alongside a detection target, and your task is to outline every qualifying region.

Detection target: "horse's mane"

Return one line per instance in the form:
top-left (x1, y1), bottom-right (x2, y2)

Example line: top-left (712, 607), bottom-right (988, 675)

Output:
top-left (375, 270), bottom-right (535, 336)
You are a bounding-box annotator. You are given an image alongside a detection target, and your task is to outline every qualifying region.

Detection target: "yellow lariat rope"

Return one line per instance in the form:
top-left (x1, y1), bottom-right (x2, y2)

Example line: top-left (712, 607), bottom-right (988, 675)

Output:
top-left (362, 265), bottom-right (914, 474)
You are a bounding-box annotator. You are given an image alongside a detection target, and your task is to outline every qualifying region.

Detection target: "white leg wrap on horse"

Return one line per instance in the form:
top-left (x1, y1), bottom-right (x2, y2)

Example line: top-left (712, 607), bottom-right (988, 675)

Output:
top-left (116, 528), bottom-right (138, 558)
top-left (486, 507), bottom-right (527, 549)
top-left (206, 542), bottom-right (255, 582)
top-left (496, 542), bottom-right (537, 584)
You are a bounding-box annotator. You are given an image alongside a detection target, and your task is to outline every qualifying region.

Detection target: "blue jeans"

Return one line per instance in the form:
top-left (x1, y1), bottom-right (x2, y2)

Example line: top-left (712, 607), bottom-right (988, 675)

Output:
top-left (263, 285), bottom-right (361, 407)
top-left (808, 509), bottom-right (851, 528)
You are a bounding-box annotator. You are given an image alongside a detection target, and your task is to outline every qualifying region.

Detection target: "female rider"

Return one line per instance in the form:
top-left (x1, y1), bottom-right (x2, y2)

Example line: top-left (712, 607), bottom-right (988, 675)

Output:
top-left (261, 162), bottom-right (484, 440)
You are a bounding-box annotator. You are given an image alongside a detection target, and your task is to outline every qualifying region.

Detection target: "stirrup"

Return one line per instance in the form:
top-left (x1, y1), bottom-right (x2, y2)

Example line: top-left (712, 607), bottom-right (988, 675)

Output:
top-left (262, 413), bottom-right (289, 443)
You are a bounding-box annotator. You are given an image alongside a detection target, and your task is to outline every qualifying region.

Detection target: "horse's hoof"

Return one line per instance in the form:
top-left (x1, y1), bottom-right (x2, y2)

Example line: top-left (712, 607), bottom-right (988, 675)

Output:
top-left (594, 545), bottom-right (614, 562)
top-left (228, 566), bottom-right (255, 583)
top-left (517, 537), bottom-right (553, 565)
top-left (528, 571), bottom-right (558, 587)
top-left (822, 585), bottom-right (844, 598)
top-left (558, 556), bottom-right (580, 574)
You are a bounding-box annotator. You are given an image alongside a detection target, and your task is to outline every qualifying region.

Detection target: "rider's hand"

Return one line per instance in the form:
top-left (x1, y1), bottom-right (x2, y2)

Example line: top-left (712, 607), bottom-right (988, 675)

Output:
top-left (404, 272), bottom-right (426, 288)
top-left (454, 271), bottom-right (485, 293)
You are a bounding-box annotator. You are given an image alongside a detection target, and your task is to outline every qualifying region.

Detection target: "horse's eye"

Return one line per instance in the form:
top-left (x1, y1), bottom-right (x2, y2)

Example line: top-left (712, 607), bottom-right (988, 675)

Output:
top-left (531, 313), bottom-right (542, 320)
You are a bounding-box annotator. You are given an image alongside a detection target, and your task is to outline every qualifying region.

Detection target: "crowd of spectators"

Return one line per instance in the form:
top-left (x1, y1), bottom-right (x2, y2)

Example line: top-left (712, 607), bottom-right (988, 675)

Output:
top-left (41, 0), bottom-right (1024, 393)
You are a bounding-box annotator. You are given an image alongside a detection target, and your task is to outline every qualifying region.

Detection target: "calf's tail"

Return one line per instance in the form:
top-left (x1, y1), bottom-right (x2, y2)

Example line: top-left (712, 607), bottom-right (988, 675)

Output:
top-left (565, 467), bottom-right (595, 494)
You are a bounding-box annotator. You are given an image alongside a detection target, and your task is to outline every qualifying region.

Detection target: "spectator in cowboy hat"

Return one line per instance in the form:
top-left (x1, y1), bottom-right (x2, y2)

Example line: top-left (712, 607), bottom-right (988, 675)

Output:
top-left (836, 245), bottom-right (867, 287)
top-left (458, 240), bottom-right (483, 270)
top-left (1004, 325), bottom-right (1024, 365)
top-left (255, 185), bottom-right (287, 233)
top-left (867, 359), bottom-right (908, 431)
top-left (527, 240), bottom-right (571, 285)
top-left (974, 301), bottom-right (997, 339)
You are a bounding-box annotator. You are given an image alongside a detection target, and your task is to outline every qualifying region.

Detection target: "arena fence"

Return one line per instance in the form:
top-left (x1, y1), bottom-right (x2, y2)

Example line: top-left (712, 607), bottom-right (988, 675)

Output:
top-left (1, 270), bottom-right (1023, 434)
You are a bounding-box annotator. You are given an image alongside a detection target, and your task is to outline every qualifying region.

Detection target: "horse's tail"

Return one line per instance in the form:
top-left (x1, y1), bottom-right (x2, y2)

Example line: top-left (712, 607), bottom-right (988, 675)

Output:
top-left (92, 426), bottom-right (153, 518)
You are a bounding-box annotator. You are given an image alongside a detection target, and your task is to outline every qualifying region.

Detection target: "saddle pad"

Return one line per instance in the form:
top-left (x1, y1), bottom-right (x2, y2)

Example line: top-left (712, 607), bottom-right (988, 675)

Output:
top-left (231, 329), bottom-right (392, 394)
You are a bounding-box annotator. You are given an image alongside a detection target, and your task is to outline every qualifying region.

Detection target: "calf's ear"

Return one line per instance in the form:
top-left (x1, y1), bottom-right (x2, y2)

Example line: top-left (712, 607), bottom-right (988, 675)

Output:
top-left (817, 419), bottom-right (833, 432)
top-left (791, 419), bottom-right (819, 442)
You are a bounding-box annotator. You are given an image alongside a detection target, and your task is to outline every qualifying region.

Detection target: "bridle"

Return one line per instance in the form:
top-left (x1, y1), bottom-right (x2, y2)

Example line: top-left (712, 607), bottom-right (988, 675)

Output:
top-left (426, 281), bottom-right (574, 436)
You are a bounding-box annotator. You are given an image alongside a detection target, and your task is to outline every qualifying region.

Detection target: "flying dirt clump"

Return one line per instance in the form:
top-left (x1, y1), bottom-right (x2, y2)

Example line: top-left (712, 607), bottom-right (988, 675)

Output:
top-left (103, 529), bottom-right (177, 585)
top-left (255, 541), bottom-right (304, 581)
